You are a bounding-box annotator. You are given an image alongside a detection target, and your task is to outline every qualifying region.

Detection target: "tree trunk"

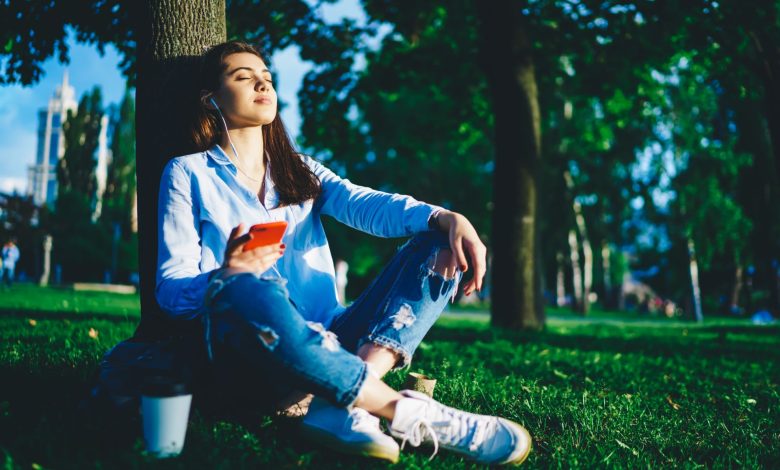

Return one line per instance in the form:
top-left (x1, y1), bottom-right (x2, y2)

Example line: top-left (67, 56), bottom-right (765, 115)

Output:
top-left (134, 0), bottom-right (226, 340)
top-left (476, 2), bottom-right (544, 330)
top-left (733, 93), bottom-right (780, 317)
top-left (751, 32), bottom-right (780, 315)
top-left (564, 171), bottom-right (592, 314)
top-left (556, 252), bottom-right (566, 307)
top-left (618, 251), bottom-right (629, 312)
top-left (687, 238), bottom-right (704, 323)
top-left (568, 230), bottom-right (583, 313)
top-left (601, 241), bottom-right (612, 309)
top-left (729, 265), bottom-right (743, 315)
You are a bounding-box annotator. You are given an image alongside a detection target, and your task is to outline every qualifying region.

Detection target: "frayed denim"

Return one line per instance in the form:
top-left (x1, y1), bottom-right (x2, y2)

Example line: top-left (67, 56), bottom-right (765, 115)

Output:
top-left (202, 230), bottom-right (461, 408)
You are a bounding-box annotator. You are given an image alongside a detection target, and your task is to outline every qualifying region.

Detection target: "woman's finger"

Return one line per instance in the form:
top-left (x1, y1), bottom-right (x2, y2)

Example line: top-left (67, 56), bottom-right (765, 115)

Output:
top-left (227, 232), bottom-right (253, 255)
top-left (463, 278), bottom-right (476, 296)
top-left (469, 243), bottom-right (487, 291)
top-left (450, 235), bottom-right (469, 272)
top-left (246, 242), bottom-right (284, 257)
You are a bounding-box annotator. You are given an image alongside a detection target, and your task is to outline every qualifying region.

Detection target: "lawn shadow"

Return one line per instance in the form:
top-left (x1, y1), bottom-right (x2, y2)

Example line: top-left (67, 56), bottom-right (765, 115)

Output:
top-left (0, 365), bottom-right (143, 469)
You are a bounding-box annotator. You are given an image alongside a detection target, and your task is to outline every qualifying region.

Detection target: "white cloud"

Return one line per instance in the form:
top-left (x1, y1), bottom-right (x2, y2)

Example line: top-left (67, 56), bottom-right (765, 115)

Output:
top-left (0, 177), bottom-right (27, 195)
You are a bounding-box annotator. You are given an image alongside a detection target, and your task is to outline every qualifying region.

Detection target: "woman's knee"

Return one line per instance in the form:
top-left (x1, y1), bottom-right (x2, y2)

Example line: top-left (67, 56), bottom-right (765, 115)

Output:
top-left (205, 272), bottom-right (288, 312)
top-left (204, 273), bottom-right (300, 348)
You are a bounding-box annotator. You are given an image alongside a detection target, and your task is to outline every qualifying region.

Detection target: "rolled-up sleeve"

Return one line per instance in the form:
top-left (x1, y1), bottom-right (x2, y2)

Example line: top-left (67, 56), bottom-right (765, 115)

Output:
top-left (306, 157), bottom-right (442, 237)
top-left (155, 159), bottom-right (212, 319)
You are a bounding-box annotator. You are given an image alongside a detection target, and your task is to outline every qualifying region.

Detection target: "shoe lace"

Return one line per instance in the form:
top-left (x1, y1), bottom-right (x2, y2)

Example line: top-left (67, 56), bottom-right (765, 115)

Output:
top-left (400, 405), bottom-right (493, 460)
top-left (399, 419), bottom-right (440, 460)
top-left (349, 407), bottom-right (381, 433)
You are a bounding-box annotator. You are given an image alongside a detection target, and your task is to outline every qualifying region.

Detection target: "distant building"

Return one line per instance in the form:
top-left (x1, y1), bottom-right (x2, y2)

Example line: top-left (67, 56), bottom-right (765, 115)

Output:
top-left (92, 114), bottom-right (110, 221)
top-left (28, 71), bottom-right (77, 208)
top-left (27, 71), bottom-right (110, 218)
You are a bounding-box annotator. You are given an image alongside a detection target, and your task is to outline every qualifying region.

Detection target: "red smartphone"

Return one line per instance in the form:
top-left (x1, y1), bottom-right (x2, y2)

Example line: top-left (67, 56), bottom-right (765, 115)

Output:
top-left (242, 221), bottom-right (288, 252)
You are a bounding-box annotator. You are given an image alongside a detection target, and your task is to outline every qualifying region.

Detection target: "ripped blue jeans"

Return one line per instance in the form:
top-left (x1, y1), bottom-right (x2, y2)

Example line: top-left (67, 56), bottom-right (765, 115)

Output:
top-left (201, 231), bottom-right (462, 408)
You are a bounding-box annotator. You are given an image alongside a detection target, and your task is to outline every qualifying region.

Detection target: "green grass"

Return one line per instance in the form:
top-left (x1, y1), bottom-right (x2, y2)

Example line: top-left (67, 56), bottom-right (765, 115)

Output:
top-left (1, 284), bottom-right (779, 468)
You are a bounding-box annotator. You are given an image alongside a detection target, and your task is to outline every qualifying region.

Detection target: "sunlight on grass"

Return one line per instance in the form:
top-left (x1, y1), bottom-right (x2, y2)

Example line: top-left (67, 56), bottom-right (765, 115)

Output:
top-left (1, 286), bottom-right (778, 468)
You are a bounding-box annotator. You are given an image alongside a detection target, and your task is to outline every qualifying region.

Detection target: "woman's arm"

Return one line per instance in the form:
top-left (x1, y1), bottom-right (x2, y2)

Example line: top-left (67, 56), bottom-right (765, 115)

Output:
top-left (155, 159), bottom-right (213, 319)
top-left (307, 156), bottom-right (442, 237)
top-left (308, 156), bottom-right (487, 295)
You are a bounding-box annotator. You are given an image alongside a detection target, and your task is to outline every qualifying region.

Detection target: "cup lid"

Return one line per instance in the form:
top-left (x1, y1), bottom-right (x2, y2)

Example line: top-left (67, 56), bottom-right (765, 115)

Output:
top-left (141, 375), bottom-right (191, 397)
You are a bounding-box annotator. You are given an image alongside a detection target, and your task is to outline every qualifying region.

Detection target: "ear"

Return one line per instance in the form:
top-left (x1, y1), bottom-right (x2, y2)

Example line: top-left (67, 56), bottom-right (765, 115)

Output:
top-left (200, 91), bottom-right (216, 109)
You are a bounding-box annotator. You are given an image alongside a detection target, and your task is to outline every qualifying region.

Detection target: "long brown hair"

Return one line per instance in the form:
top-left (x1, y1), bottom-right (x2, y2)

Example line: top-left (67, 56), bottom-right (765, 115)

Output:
top-left (190, 41), bottom-right (321, 206)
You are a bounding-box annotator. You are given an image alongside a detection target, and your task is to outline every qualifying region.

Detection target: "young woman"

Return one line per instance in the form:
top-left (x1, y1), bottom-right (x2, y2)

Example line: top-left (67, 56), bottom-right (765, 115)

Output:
top-left (156, 40), bottom-right (531, 465)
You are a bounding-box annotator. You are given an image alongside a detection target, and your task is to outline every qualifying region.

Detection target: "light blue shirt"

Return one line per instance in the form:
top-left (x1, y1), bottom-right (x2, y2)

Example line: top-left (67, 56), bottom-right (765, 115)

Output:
top-left (1, 244), bottom-right (19, 268)
top-left (156, 144), bottom-right (442, 327)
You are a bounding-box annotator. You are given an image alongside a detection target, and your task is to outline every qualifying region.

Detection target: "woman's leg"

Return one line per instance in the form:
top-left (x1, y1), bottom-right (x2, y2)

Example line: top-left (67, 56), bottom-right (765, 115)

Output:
top-left (332, 231), bottom-right (462, 377)
top-left (204, 272), bottom-right (377, 408)
top-left (329, 234), bottom-right (532, 465)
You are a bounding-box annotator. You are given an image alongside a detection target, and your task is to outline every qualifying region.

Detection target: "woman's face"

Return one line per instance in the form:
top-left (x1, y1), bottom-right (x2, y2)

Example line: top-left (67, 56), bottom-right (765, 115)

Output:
top-left (211, 52), bottom-right (277, 128)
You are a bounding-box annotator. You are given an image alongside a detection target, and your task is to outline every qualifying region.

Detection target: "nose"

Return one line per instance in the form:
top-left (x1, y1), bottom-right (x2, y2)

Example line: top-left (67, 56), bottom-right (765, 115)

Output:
top-left (255, 78), bottom-right (270, 92)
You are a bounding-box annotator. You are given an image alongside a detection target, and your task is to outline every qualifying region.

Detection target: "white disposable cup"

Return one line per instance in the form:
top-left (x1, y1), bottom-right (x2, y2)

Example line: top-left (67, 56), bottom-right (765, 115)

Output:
top-left (141, 379), bottom-right (192, 458)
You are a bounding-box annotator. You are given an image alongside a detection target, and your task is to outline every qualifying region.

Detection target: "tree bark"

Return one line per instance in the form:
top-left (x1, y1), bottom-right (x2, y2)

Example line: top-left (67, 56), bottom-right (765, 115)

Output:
top-left (687, 238), bottom-right (704, 323)
top-left (751, 31), bottom-right (780, 315)
top-left (134, 0), bottom-right (226, 339)
top-left (601, 241), bottom-right (612, 309)
top-left (568, 229), bottom-right (583, 312)
top-left (476, 2), bottom-right (544, 330)
top-left (564, 171), bottom-right (592, 314)
top-left (733, 93), bottom-right (780, 317)
top-left (556, 252), bottom-right (566, 307)
top-left (729, 265), bottom-right (743, 314)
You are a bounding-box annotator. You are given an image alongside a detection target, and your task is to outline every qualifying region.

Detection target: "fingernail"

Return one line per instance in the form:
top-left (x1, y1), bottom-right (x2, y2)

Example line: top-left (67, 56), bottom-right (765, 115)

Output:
top-left (280, 244), bottom-right (286, 249)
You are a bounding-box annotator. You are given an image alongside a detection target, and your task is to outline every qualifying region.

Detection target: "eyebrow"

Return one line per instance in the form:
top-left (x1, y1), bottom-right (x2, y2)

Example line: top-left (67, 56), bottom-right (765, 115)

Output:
top-left (226, 66), bottom-right (272, 76)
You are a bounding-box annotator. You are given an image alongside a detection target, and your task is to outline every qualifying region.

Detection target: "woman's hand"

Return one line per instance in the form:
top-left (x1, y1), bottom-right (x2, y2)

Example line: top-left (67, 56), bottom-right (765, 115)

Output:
top-left (221, 223), bottom-right (285, 276)
top-left (434, 211), bottom-right (487, 296)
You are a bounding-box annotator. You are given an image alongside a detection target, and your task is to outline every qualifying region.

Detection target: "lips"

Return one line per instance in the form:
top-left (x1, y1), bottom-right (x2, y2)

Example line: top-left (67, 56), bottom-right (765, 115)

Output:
top-left (254, 97), bottom-right (272, 104)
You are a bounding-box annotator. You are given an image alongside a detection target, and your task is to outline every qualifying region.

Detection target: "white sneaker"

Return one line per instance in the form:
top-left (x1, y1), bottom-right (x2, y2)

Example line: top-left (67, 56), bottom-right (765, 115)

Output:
top-left (389, 390), bottom-right (532, 465)
top-left (301, 397), bottom-right (400, 462)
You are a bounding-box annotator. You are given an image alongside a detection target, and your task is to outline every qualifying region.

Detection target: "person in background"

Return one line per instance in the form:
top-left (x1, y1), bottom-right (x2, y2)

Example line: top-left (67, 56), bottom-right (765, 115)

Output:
top-left (1, 239), bottom-right (20, 287)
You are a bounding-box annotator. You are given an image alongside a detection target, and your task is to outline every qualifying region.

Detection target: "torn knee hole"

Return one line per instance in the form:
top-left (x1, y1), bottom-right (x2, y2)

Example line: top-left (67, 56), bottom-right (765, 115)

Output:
top-left (306, 321), bottom-right (341, 352)
top-left (391, 304), bottom-right (416, 329)
top-left (254, 326), bottom-right (280, 350)
top-left (427, 248), bottom-right (458, 280)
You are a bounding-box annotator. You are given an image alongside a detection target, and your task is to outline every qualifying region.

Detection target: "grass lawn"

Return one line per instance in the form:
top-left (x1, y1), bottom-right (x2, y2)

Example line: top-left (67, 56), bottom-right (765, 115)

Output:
top-left (1, 284), bottom-right (778, 468)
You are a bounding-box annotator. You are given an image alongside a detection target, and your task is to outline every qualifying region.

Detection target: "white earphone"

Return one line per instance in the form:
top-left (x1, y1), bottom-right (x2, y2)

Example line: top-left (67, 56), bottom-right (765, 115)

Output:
top-left (209, 96), bottom-right (242, 164)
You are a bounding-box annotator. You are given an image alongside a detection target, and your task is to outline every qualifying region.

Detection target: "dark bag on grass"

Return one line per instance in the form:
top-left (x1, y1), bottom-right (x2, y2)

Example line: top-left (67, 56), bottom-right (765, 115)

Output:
top-left (87, 334), bottom-right (207, 412)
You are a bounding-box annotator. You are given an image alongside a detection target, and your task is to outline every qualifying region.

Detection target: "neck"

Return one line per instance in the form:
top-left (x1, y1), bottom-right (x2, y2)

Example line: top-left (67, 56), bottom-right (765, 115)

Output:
top-left (219, 126), bottom-right (265, 175)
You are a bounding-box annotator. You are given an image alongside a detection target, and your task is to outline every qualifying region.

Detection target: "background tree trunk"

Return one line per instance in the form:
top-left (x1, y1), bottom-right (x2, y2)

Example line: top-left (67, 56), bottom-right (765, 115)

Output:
top-left (602, 241), bottom-right (612, 309)
top-left (476, 2), bottom-right (544, 330)
top-left (752, 32), bottom-right (780, 315)
top-left (564, 170), bottom-right (592, 314)
top-left (733, 94), bottom-right (780, 316)
top-left (729, 265), bottom-right (743, 314)
top-left (687, 238), bottom-right (704, 323)
top-left (556, 251), bottom-right (566, 307)
top-left (568, 229), bottom-right (583, 312)
top-left (134, 0), bottom-right (226, 339)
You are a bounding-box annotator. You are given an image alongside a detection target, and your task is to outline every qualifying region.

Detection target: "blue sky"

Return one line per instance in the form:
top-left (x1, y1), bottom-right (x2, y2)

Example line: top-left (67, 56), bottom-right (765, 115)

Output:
top-left (0, 0), bottom-right (368, 195)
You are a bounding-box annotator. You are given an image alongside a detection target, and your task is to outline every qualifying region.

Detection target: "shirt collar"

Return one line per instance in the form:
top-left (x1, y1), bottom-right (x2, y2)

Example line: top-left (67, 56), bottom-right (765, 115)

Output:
top-left (205, 143), bottom-right (232, 166)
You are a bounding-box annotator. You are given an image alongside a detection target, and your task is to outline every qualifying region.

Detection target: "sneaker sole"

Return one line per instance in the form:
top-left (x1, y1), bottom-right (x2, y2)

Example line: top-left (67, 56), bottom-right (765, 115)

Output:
top-left (502, 419), bottom-right (532, 466)
top-left (300, 423), bottom-right (400, 463)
